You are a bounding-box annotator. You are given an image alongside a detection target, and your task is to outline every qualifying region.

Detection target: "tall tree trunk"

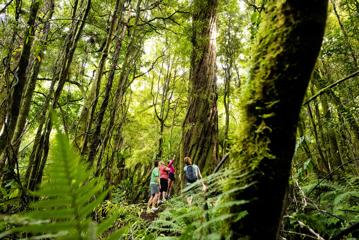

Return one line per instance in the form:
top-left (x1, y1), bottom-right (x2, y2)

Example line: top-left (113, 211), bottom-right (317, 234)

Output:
top-left (0, 0), bottom-right (41, 182)
top-left (10, 0), bottom-right (55, 168)
top-left (88, 0), bottom-right (143, 168)
top-left (297, 117), bottom-right (322, 176)
top-left (0, 0), bottom-right (22, 133)
top-left (311, 84), bottom-right (331, 170)
top-left (307, 103), bottom-right (330, 174)
top-left (313, 68), bottom-right (343, 170)
top-left (321, 93), bottom-right (343, 169)
top-left (78, 0), bottom-right (123, 154)
top-left (221, 15), bottom-right (237, 159)
top-left (319, 61), bottom-right (359, 145)
top-left (226, 1), bottom-right (328, 239)
top-left (88, 22), bottom-right (128, 170)
top-left (25, 0), bottom-right (91, 191)
top-left (182, 0), bottom-right (218, 173)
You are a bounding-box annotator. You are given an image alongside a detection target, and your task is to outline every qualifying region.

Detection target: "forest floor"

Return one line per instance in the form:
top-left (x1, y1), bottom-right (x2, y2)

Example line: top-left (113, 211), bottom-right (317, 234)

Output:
top-left (139, 202), bottom-right (166, 222)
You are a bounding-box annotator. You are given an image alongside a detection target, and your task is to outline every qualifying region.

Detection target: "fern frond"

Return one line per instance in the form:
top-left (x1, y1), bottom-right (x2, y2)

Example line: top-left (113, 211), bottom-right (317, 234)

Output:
top-left (1, 131), bottom-right (124, 239)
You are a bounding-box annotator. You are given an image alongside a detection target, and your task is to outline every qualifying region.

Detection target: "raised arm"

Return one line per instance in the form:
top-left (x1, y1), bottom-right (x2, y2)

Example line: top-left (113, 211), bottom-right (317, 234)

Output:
top-left (168, 155), bottom-right (175, 167)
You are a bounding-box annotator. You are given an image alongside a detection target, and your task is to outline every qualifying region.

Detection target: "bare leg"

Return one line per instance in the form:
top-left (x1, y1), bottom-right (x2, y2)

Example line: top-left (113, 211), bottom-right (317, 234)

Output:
top-left (187, 196), bottom-right (193, 206)
top-left (168, 179), bottom-right (173, 196)
top-left (147, 196), bottom-right (153, 209)
top-left (153, 193), bottom-right (160, 208)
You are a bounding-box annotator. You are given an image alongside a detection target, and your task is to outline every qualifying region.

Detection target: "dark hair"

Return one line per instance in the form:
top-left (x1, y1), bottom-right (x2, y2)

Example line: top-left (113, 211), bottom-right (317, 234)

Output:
top-left (154, 160), bottom-right (159, 167)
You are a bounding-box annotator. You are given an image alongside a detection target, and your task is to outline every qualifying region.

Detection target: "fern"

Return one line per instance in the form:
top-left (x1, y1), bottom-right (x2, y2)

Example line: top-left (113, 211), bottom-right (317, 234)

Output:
top-left (149, 169), bottom-right (248, 239)
top-left (0, 131), bottom-right (126, 239)
top-left (283, 174), bottom-right (359, 239)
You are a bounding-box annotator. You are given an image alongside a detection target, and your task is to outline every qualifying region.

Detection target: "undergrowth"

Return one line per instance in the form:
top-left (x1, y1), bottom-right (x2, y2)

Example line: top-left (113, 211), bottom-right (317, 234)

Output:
top-left (148, 170), bottom-right (248, 240)
top-left (282, 174), bottom-right (359, 239)
top-left (1, 129), bottom-right (358, 239)
top-left (0, 131), bottom-right (127, 239)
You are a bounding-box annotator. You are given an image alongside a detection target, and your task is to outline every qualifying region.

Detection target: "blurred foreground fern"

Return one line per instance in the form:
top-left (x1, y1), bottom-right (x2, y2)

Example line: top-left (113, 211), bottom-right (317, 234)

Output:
top-left (0, 131), bottom-right (126, 239)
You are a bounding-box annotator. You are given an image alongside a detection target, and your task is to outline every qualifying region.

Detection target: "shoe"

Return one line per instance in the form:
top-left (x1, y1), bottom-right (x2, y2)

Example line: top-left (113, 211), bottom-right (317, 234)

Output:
top-left (151, 207), bottom-right (158, 212)
top-left (159, 200), bottom-right (164, 204)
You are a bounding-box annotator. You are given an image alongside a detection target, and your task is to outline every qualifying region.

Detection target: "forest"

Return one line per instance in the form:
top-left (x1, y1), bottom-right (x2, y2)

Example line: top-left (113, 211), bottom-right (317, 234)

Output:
top-left (0, 0), bottom-right (358, 239)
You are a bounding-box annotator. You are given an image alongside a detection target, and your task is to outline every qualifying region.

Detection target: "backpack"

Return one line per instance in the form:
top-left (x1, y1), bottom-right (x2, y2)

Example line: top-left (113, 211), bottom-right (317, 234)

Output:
top-left (185, 165), bottom-right (198, 183)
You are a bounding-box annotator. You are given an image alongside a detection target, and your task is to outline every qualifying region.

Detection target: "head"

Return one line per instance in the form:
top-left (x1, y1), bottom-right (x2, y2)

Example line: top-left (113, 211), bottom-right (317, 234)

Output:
top-left (154, 160), bottom-right (159, 167)
top-left (184, 156), bottom-right (192, 165)
top-left (159, 161), bottom-right (165, 166)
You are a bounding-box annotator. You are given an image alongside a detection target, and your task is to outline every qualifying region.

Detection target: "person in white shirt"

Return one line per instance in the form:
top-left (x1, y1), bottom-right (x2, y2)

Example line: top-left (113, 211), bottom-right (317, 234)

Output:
top-left (183, 156), bottom-right (207, 205)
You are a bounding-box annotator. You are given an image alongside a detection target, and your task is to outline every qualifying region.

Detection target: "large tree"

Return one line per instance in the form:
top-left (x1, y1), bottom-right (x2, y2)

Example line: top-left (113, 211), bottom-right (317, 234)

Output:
top-left (227, 0), bottom-right (328, 239)
top-left (182, 0), bottom-right (219, 172)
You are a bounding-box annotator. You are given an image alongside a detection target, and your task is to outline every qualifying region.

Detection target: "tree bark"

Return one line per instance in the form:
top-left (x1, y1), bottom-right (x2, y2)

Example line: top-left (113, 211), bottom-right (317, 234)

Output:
top-left (88, 0), bottom-right (143, 168)
top-left (10, 0), bottom-right (55, 167)
top-left (226, 1), bottom-right (328, 239)
top-left (25, 0), bottom-right (91, 191)
top-left (182, 0), bottom-right (218, 173)
top-left (0, 0), bottom-right (22, 134)
top-left (0, 0), bottom-right (41, 182)
top-left (307, 103), bottom-right (330, 175)
top-left (88, 22), bottom-right (127, 169)
top-left (78, 0), bottom-right (123, 155)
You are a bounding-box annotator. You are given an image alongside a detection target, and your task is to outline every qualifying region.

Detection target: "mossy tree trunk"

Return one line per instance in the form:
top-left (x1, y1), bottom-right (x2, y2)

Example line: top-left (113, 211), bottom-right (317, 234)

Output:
top-left (77, 0), bottom-right (123, 155)
top-left (227, 1), bottom-right (328, 239)
top-left (25, 0), bottom-right (91, 192)
top-left (0, 0), bottom-right (41, 184)
top-left (87, 0), bottom-right (143, 168)
top-left (9, 0), bottom-right (55, 172)
top-left (0, 0), bottom-right (22, 136)
top-left (182, 0), bottom-right (218, 172)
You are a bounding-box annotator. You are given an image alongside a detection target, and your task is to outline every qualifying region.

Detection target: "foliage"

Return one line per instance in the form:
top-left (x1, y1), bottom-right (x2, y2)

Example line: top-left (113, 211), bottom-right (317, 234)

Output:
top-left (95, 200), bottom-right (151, 240)
top-left (283, 175), bottom-right (359, 239)
top-left (0, 131), bottom-right (126, 239)
top-left (149, 170), bottom-right (248, 239)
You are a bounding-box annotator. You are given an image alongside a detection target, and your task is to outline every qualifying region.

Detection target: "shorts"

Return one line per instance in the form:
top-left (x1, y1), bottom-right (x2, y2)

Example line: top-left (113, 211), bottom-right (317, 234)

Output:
top-left (150, 183), bottom-right (159, 196)
top-left (169, 172), bottom-right (175, 181)
top-left (160, 178), bottom-right (168, 192)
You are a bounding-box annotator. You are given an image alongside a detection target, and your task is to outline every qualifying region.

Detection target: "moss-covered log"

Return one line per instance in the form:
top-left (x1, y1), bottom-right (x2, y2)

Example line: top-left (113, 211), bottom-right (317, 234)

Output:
top-left (227, 1), bottom-right (328, 239)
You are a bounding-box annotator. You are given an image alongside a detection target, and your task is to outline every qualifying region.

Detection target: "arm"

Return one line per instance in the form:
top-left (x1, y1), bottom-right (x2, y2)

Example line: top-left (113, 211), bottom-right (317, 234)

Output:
top-left (168, 155), bottom-right (175, 167)
top-left (155, 169), bottom-right (160, 185)
top-left (196, 167), bottom-right (207, 191)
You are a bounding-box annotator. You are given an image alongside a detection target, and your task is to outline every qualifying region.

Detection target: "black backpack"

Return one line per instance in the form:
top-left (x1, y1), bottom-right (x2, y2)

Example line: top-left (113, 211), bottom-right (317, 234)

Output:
top-left (185, 165), bottom-right (198, 183)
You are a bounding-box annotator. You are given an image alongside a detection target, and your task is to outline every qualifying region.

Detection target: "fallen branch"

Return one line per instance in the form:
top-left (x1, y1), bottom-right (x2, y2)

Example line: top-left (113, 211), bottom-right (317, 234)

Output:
top-left (0, 0), bottom-right (14, 14)
top-left (298, 220), bottom-right (325, 240)
top-left (307, 158), bottom-right (359, 197)
top-left (304, 70), bottom-right (359, 105)
top-left (213, 153), bottom-right (229, 173)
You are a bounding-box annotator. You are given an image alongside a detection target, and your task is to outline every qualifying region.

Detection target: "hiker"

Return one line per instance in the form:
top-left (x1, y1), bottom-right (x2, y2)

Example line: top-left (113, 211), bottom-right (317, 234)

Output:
top-left (183, 156), bottom-right (207, 205)
top-left (147, 160), bottom-right (160, 212)
top-left (159, 160), bottom-right (170, 202)
top-left (167, 155), bottom-right (176, 198)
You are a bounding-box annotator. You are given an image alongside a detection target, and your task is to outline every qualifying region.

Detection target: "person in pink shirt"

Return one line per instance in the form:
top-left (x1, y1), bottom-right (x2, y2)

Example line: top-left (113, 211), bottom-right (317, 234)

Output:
top-left (167, 155), bottom-right (176, 198)
top-left (159, 161), bottom-right (170, 202)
